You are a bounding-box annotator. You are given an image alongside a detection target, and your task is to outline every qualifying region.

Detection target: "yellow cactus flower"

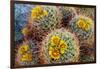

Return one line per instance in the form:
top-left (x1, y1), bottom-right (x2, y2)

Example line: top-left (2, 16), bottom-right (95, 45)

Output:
top-left (87, 18), bottom-right (92, 25)
top-left (59, 40), bottom-right (67, 49)
top-left (84, 24), bottom-right (89, 30)
top-left (22, 27), bottom-right (29, 35)
top-left (31, 6), bottom-right (48, 20)
top-left (60, 49), bottom-right (65, 54)
top-left (49, 49), bottom-right (60, 60)
top-left (59, 40), bottom-right (68, 54)
top-left (21, 52), bottom-right (32, 62)
top-left (84, 18), bottom-right (92, 30)
top-left (51, 35), bottom-right (60, 45)
top-left (49, 36), bottom-right (68, 59)
top-left (77, 17), bottom-right (92, 31)
top-left (19, 44), bottom-right (29, 54)
top-left (77, 18), bottom-right (86, 29)
top-left (49, 46), bottom-right (54, 51)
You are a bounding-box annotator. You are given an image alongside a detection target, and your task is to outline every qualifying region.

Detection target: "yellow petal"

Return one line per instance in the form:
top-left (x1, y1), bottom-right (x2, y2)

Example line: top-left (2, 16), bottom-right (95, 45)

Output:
top-left (49, 50), bottom-right (52, 55)
top-left (87, 18), bottom-right (92, 25)
top-left (77, 19), bottom-right (85, 29)
top-left (19, 44), bottom-right (29, 54)
top-left (49, 46), bottom-right (53, 51)
top-left (31, 6), bottom-right (48, 20)
top-left (44, 10), bottom-right (48, 16)
top-left (59, 40), bottom-right (67, 49)
top-left (60, 49), bottom-right (65, 54)
top-left (22, 27), bottom-right (29, 35)
top-left (84, 24), bottom-right (89, 30)
top-left (21, 53), bottom-right (32, 62)
top-left (51, 36), bottom-right (60, 45)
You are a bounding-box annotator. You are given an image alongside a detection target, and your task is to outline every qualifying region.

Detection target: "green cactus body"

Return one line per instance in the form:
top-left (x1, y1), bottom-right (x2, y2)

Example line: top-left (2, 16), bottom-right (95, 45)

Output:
top-left (41, 29), bottom-right (79, 64)
top-left (69, 16), bottom-right (94, 40)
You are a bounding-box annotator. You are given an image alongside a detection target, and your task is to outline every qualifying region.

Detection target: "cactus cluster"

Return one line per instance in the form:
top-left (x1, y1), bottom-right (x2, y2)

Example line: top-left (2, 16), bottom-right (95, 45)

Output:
top-left (14, 3), bottom-right (95, 67)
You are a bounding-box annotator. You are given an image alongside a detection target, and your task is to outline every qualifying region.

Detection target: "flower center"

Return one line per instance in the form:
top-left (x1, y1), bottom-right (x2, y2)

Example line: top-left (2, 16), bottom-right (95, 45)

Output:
top-left (49, 49), bottom-right (60, 60)
top-left (52, 49), bottom-right (60, 57)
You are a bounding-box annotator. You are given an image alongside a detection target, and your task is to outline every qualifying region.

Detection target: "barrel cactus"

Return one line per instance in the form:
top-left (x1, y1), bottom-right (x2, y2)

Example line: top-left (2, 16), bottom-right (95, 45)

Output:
top-left (30, 5), bottom-right (62, 30)
top-left (69, 16), bottom-right (94, 40)
top-left (15, 40), bottom-right (39, 66)
top-left (59, 6), bottom-right (76, 27)
top-left (40, 29), bottom-right (79, 64)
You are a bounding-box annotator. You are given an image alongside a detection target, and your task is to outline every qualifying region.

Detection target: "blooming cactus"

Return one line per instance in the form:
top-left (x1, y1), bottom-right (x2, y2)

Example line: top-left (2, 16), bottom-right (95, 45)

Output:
top-left (30, 6), bottom-right (62, 30)
top-left (69, 16), bottom-right (94, 40)
top-left (15, 40), bottom-right (39, 66)
top-left (41, 29), bottom-right (79, 63)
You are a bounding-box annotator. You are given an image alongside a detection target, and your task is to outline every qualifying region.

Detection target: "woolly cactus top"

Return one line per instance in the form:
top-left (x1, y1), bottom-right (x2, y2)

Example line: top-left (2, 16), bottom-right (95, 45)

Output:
top-left (42, 29), bottom-right (79, 63)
